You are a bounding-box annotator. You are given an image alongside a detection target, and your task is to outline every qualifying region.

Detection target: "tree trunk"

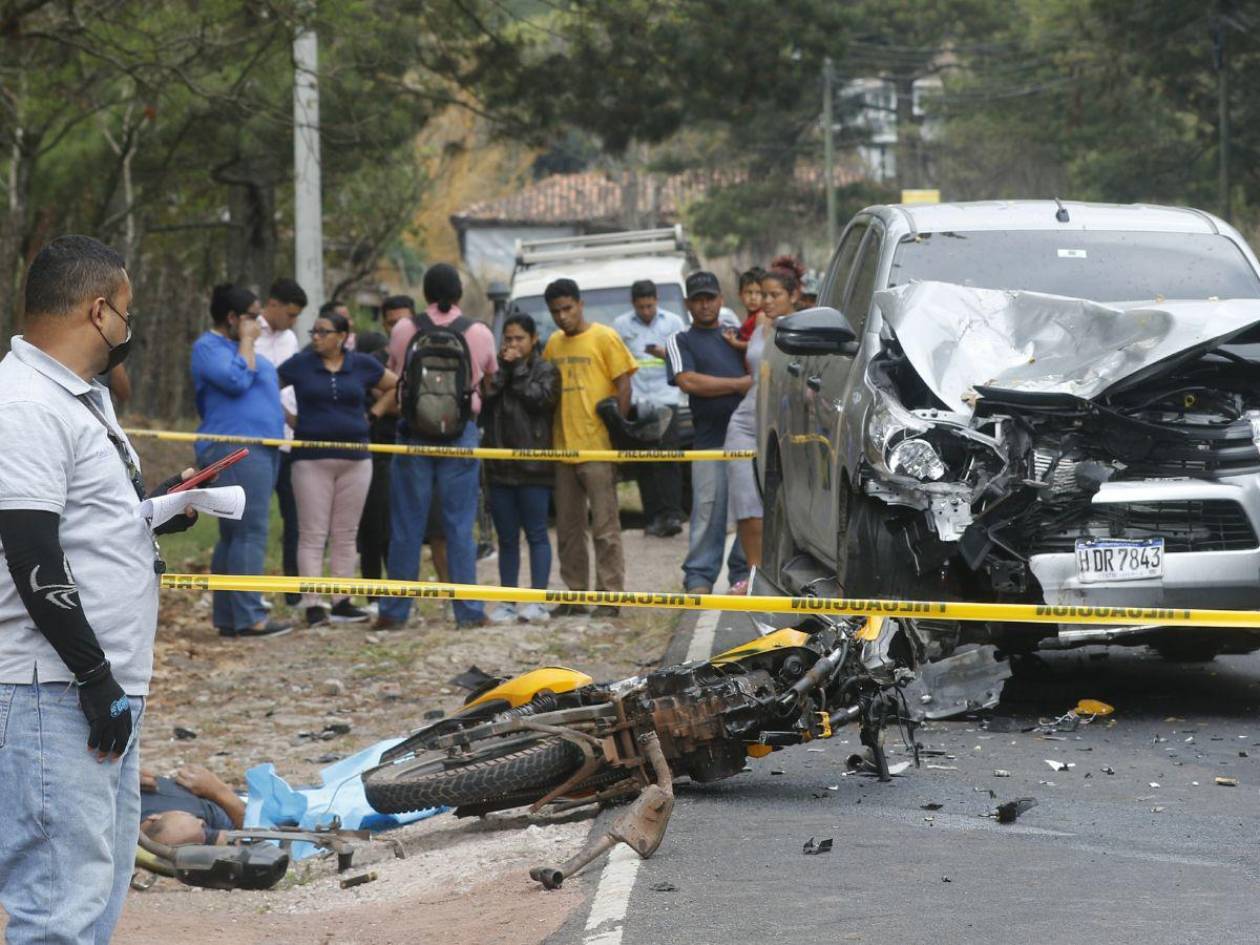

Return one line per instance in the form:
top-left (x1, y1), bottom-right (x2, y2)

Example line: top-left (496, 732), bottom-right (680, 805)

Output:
top-left (225, 167), bottom-right (277, 294)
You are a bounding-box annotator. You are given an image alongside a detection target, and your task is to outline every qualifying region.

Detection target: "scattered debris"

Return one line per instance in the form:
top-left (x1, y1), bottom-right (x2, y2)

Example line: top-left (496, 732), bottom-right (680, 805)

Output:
top-left (173, 726), bottom-right (197, 741)
top-left (941, 876), bottom-right (952, 883)
top-left (921, 803), bottom-right (944, 811)
top-left (1151, 806), bottom-right (1165, 813)
top-left (1149, 782), bottom-right (1161, 789)
top-left (340, 872), bottom-right (377, 890)
top-left (888, 761), bottom-right (912, 776)
top-left (449, 665), bottom-right (499, 692)
top-left (900, 645), bottom-right (1012, 720)
top-left (1216, 777), bottom-right (1239, 787)
top-left (770, 769), bottom-right (785, 776)
top-left (1044, 760), bottom-right (1073, 772)
top-left (802, 837), bottom-right (834, 855)
top-left (649, 881), bottom-right (678, 892)
top-left (994, 769), bottom-right (1012, 778)
top-left (1101, 766), bottom-right (1115, 775)
top-left (993, 797), bottom-right (1038, 824)
top-left (320, 679), bottom-right (345, 697)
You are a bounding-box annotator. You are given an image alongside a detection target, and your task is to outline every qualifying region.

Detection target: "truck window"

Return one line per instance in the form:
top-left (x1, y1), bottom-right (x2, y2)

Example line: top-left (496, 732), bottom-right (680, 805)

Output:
top-left (822, 223), bottom-right (867, 312)
top-left (843, 229), bottom-right (884, 335)
top-left (889, 230), bottom-right (1260, 302)
top-left (511, 284), bottom-right (687, 342)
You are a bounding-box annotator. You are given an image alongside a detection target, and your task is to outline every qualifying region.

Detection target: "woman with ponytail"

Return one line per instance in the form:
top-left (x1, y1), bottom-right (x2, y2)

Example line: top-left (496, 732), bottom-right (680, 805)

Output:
top-left (721, 259), bottom-right (803, 591)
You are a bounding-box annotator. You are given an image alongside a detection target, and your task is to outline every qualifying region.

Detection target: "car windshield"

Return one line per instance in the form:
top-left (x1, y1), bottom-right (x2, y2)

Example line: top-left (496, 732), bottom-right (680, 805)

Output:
top-left (889, 230), bottom-right (1260, 302)
top-left (512, 284), bottom-right (686, 341)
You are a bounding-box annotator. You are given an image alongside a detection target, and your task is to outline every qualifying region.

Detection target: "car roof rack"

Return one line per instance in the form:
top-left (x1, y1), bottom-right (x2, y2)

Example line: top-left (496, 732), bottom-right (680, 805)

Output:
top-left (515, 225), bottom-right (687, 266)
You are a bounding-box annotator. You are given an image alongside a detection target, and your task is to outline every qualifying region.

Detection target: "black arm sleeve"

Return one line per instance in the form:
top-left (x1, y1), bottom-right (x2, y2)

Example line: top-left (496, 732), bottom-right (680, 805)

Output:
top-left (0, 509), bottom-right (106, 677)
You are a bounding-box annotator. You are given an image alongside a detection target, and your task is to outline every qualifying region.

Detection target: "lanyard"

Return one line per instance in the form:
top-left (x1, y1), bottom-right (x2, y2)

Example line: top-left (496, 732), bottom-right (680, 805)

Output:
top-left (77, 392), bottom-right (166, 574)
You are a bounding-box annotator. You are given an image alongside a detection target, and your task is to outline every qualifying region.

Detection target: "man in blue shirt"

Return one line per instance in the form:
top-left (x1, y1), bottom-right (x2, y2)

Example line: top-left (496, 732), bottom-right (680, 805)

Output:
top-left (665, 271), bottom-right (751, 593)
top-left (190, 284), bottom-right (292, 638)
top-left (614, 279), bottom-right (686, 537)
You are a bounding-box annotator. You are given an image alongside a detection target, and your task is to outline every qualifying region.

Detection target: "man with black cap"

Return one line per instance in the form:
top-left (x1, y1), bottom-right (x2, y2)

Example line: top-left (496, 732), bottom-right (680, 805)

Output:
top-left (665, 271), bottom-right (750, 594)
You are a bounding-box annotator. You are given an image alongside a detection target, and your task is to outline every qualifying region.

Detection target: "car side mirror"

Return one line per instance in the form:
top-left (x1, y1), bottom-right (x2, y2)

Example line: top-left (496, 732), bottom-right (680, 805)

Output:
top-left (773, 307), bottom-right (859, 356)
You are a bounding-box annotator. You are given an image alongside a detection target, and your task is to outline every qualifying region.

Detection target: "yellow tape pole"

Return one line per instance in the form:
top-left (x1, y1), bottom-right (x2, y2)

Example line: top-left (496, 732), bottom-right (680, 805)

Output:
top-left (124, 429), bottom-right (754, 462)
top-left (158, 573), bottom-right (1260, 630)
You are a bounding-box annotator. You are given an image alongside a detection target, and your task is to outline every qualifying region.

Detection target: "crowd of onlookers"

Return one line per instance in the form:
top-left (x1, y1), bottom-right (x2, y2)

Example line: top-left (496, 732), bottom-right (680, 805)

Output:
top-left (188, 256), bottom-right (817, 637)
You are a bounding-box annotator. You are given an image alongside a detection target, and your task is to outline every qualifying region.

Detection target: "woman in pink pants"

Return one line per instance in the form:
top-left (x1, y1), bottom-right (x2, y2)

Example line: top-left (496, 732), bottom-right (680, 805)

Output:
top-left (278, 310), bottom-right (398, 626)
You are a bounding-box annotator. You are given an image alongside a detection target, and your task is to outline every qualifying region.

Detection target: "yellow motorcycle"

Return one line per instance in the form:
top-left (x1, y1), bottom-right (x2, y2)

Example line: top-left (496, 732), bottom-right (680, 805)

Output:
top-left (361, 614), bottom-right (919, 887)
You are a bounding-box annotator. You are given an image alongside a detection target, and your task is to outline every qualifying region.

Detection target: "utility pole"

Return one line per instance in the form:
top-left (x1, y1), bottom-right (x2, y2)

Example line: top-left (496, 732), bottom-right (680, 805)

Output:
top-left (293, 5), bottom-right (325, 338)
top-left (1213, 17), bottom-right (1231, 222)
top-left (823, 56), bottom-right (837, 249)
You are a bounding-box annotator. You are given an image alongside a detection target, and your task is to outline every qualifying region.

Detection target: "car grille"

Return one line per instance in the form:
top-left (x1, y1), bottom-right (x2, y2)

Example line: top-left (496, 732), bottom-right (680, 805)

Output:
top-left (1034, 500), bottom-right (1258, 554)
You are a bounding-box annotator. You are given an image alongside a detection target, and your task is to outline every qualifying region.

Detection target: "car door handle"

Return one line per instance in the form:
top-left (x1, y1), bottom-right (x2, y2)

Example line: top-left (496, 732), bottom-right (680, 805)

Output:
top-left (806, 375), bottom-right (822, 391)
top-left (787, 361), bottom-right (803, 377)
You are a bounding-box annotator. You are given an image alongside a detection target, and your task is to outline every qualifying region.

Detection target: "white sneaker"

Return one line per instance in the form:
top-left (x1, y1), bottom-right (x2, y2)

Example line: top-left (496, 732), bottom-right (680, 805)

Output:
top-left (518, 603), bottom-right (551, 623)
top-left (488, 603), bottom-right (518, 624)
top-left (364, 601), bottom-right (379, 619)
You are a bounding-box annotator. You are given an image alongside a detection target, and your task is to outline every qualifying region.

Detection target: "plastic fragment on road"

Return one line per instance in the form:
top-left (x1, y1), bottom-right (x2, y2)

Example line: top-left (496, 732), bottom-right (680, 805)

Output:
top-left (1076, 699), bottom-right (1114, 717)
top-left (1044, 760), bottom-right (1073, 772)
top-left (994, 797), bottom-right (1037, 824)
top-left (1216, 777), bottom-right (1239, 787)
top-left (803, 837), bottom-right (834, 855)
top-left (994, 769), bottom-right (1012, 778)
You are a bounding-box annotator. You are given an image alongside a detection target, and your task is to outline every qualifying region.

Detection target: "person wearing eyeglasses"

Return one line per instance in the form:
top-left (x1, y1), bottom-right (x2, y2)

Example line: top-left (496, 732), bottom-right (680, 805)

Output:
top-left (278, 311), bottom-right (399, 627)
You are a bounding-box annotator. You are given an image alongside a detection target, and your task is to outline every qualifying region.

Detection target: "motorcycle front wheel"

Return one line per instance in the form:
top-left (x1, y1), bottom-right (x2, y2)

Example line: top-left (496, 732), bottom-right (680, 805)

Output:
top-left (363, 735), bottom-right (587, 814)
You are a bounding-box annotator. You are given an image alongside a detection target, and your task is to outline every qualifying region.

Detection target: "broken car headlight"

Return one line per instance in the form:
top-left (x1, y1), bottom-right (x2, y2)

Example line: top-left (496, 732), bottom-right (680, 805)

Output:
top-left (867, 390), bottom-right (931, 457)
top-left (887, 438), bottom-right (947, 481)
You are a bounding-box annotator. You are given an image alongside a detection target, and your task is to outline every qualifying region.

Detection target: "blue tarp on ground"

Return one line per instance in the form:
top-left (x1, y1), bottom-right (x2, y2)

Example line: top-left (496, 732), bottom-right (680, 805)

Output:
top-left (243, 738), bottom-right (444, 859)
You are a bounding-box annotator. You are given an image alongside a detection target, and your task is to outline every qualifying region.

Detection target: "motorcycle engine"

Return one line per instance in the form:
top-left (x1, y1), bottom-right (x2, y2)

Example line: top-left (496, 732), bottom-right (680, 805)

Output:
top-left (640, 664), bottom-right (781, 784)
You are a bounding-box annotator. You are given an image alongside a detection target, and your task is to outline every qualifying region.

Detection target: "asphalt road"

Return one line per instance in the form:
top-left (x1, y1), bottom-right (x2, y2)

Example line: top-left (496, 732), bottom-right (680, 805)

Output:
top-left (548, 612), bottom-right (1260, 945)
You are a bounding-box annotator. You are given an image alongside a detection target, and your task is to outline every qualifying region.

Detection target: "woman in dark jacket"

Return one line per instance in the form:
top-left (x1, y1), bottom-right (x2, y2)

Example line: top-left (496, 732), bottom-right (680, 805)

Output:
top-left (480, 312), bottom-right (561, 623)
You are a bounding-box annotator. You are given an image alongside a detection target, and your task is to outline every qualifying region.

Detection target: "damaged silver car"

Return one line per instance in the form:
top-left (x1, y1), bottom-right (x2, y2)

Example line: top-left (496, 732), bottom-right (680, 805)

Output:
top-left (757, 200), bottom-right (1260, 661)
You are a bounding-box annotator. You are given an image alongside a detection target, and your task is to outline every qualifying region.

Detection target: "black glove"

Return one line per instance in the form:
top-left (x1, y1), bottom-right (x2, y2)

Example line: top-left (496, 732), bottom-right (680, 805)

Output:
top-left (78, 672), bottom-right (133, 757)
top-left (149, 472), bottom-right (198, 535)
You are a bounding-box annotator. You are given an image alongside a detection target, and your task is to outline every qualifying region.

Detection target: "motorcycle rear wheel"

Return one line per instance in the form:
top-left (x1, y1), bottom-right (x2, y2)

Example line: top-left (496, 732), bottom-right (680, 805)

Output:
top-left (363, 736), bottom-right (585, 814)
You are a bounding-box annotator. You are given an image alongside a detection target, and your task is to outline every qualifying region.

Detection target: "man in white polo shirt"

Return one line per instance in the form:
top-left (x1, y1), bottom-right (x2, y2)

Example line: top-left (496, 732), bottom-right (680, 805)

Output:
top-left (0, 235), bottom-right (198, 944)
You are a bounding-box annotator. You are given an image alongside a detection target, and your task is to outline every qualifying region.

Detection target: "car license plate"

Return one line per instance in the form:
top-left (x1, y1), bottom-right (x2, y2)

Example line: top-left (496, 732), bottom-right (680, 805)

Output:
top-left (1075, 538), bottom-right (1164, 583)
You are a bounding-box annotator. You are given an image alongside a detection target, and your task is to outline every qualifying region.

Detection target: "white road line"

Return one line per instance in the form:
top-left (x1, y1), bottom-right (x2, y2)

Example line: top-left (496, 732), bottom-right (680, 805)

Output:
top-left (687, 608), bottom-right (720, 662)
top-left (583, 844), bottom-right (641, 945)
top-left (583, 533), bottom-right (734, 944)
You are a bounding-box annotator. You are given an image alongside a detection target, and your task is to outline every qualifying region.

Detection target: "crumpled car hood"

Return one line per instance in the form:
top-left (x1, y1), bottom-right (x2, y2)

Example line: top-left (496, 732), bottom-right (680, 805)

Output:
top-left (874, 281), bottom-right (1260, 413)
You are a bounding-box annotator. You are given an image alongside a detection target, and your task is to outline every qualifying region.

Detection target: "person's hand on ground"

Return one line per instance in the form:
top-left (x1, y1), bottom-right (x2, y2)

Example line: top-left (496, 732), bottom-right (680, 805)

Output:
top-left (140, 769), bottom-right (158, 793)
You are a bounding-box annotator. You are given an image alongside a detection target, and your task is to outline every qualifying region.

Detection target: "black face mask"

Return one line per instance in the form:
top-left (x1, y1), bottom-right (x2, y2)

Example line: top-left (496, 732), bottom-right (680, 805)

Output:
top-left (96, 304), bottom-right (133, 372)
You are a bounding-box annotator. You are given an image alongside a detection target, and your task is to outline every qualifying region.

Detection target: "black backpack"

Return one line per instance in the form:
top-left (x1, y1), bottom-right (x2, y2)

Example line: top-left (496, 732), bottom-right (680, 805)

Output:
top-left (399, 312), bottom-right (474, 439)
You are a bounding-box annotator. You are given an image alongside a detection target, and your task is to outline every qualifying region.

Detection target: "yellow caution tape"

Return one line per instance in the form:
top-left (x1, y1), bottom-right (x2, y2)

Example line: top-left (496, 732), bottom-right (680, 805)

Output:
top-left (125, 429), bottom-right (754, 463)
top-left (158, 573), bottom-right (1260, 629)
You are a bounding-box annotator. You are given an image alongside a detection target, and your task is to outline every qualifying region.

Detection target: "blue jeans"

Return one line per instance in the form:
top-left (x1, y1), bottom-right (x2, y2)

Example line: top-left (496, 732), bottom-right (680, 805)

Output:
top-left (199, 442), bottom-right (280, 630)
top-left (488, 483), bottom-right (553, 589)
top-left (683, 460), bottom-right (748, 590)
top-left (381, 422), bottom-right (485, 624)
top-left (0, 682), bottom-right (145, 945)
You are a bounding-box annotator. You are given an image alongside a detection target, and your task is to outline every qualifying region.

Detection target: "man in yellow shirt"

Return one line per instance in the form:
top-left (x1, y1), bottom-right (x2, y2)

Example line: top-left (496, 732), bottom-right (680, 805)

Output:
top-left (543, 279), bottom-right (637, 615)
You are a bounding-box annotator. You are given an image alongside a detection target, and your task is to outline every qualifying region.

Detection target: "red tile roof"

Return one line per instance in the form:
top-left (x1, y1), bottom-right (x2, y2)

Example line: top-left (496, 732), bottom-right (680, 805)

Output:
top-left (451, 166), bottom-right (864, 227)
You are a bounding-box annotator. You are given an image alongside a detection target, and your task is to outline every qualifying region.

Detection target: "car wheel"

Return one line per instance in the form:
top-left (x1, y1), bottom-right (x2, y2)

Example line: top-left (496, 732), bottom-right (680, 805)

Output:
top-left (838, 481), bottom-right (955, 660)
top-left (761, 449), bottom-right (798, 589)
